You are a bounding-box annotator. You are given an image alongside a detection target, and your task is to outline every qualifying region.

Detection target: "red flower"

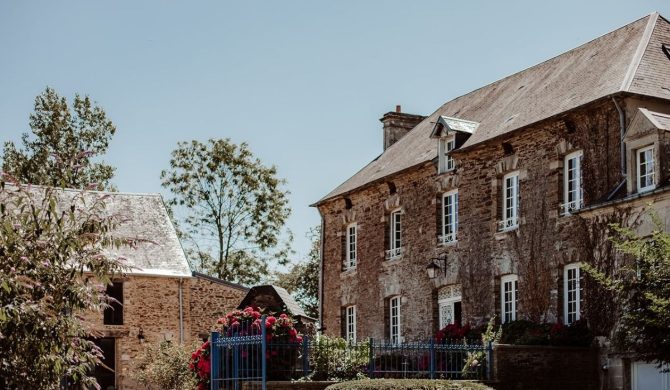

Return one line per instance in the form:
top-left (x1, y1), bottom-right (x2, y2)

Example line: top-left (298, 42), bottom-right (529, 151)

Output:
top-left (266, 316), bottom-right (277, 327)
top-left (289, 328), bottom-right (297, 337)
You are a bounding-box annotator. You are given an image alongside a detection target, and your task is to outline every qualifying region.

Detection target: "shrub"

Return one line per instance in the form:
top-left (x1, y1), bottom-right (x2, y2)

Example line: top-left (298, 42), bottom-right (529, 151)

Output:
top-left (309, 335), bottom-right (370, 381)
top-left (133, 341), bottom-right (198, 390)
top-left (325, 379), bottom-right (492, 389)
top-left (500, 319), bottom-right (593, 347)
top-left (190, 306), bottom-right (305, 388)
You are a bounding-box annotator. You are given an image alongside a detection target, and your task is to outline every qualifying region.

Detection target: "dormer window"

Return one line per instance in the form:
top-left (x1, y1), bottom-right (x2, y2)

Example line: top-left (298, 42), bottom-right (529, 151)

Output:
top-left (438, 137), bottom-right (455, 173)
top-left (637, 145), bottom-right (655, 193)
top-left (430, 116), bottom-right (479, 175)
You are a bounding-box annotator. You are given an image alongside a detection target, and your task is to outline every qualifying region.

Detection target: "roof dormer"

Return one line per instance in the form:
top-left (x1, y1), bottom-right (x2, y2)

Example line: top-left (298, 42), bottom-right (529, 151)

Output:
top-left (431, 116), bottom-right (479, 174)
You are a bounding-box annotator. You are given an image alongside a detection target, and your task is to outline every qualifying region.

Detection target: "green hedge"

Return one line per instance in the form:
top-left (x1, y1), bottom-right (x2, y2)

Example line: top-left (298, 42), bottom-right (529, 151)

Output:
top-left (325, 379), bottom-right (493, 390)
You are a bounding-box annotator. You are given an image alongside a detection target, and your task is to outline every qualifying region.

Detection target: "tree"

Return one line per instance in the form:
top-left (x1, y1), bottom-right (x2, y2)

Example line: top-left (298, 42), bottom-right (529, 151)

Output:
top-left (161, 139), bottom-right (292, 285)
top-left (275, 226), bottom-right (320, 318)
top-left (584, 211), bottom-right (670, 365)
top-left (2, 87), bottom-right (116, 190)
top-left (0, 175), bottom-right (130, 389)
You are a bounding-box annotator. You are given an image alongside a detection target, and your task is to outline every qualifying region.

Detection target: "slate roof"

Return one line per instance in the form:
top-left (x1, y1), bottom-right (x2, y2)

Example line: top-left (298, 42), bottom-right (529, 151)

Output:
top-left (238, 284), bottom-right (313, 320)
top-left (317, 12), bottom-right (670, 205)
top-left (2, 184), bottom-right (192, 277)
top-left (639, 108), bottom-right (670, 131)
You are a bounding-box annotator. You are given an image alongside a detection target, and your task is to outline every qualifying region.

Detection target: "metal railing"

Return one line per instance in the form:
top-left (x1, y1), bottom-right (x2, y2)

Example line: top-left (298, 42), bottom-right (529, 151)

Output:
top-left (385, 247), bottom-right (403, 260)
top-left (438, 233), bottom-right (457, 245)
top-left (497, 217), bottom-right (518, 232)
top-left (211, 328), bottom-right (493, 388)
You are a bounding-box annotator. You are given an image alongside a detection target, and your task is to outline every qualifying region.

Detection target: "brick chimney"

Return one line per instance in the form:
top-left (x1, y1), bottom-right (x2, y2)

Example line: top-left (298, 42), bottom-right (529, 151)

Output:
top-left (380, 105), bottom-right (426, 151)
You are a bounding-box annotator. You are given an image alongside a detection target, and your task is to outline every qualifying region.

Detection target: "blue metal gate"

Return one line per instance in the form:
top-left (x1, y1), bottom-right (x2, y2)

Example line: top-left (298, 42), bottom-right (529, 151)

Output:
top-left (210, 316), bottom-right (267, 390)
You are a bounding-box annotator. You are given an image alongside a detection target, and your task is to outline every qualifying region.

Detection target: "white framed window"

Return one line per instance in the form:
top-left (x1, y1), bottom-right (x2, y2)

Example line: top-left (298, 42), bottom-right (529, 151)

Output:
top-left (345, 305), bottom-right (356, 343)
top-left (563, 263), bottom-right (582, 324)
top-left (500, 274), bottom-right (518, 323)
top-left (346, 223), bottom-right (357, 269)
top-left (637, 146), bottom-right (655, 193)
top-left (498, 171), bottom-right (519, 231)
top-left (389, 296), bottom-right (401, 344)
top-left (438, 137), bottom-right (456, 174)
top-left (440, 190), bottom-right (458, 244)
top-left (386, 210), bottom-right (402, 259)
top-left (438, 285), bottom-right (462, 329)
top-left (563, 151), bottom-right (584, 213)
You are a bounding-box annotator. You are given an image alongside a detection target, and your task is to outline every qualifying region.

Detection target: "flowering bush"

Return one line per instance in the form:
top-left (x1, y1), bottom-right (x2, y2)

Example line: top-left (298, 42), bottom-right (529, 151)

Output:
top-left (134, 341), bottom-right (198, 390)
top-left (189, 341), bottom-right (211, 390)
top-left (189, 306), bottom-right (304, 386)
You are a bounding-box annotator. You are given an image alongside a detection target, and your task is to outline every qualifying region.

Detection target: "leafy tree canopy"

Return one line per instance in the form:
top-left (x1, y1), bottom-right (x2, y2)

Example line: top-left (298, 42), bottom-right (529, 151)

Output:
top-left (584, 211), bottom-right (670, 366)
top-left (0, 178), bottom-right (130, 389)
top-left (161, 139), bottom-right (292, 285)
top-left (2, 87), bottom-right (116, 190)
top-left (275, 226), bottom-right (320, 318)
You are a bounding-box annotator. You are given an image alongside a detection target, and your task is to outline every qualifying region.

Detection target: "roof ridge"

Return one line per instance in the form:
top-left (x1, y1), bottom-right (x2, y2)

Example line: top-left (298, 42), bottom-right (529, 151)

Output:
top-left (620, 12), bottom-right (659, 91)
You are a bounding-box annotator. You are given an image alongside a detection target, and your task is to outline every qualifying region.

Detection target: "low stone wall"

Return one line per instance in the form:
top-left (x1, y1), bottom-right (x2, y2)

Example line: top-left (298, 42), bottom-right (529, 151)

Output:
top-left (493, 344), bottom-right (599, 390)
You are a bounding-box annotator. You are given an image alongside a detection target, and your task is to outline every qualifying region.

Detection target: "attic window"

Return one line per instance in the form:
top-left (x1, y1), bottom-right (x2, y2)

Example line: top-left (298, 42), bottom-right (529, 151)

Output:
top-left (502, 143), bottom-right (514, 156)
top-left (344, 198), bottom-right (353, 210)
top-left (438, 137), bottom-right (456, 174)
top-left (663, 44), bottom-right (670, 60)
top-left (387, 182), bottom-right (397, 194)
top-left (104, 282), bottom-right (123, 325)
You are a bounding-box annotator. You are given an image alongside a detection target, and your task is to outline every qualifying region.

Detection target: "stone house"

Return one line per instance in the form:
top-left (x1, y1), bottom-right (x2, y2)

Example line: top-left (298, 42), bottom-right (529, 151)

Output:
top-left (61, 189), bottom-right (249, 390)
top-left (314, 12), bottom-right (670, 389)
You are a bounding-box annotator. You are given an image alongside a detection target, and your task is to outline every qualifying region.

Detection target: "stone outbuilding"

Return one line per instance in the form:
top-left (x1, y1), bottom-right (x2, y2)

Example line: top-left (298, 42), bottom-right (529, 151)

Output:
top-left (239, 285), bottom-right (317, 336)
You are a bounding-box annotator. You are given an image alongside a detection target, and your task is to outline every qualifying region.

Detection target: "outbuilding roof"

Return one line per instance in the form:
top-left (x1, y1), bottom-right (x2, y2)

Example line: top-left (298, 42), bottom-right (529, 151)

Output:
top-left (317, 12), bottom-right (670, 205)
top-left (2, 184), bottom-right (192, 277)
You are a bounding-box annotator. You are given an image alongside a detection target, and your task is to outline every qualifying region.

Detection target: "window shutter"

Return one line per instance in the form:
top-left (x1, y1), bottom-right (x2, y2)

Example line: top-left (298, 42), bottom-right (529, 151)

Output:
top-left (384, 215), bottom-right (390, 253)
top-left (495, 178), bottom-right (503, 224)
top-left (341, 307), bottom-right (347, 338)
top-left (341, 231), bottom-right (347, 271)
top-left (432, 289), bottom-right (439, 334)
top-left (384, 298), bottom-right (390, 341)
top-left (436, 195), bottom-right (443, 242)
top-left (558, 271), bottom-right (565, 324)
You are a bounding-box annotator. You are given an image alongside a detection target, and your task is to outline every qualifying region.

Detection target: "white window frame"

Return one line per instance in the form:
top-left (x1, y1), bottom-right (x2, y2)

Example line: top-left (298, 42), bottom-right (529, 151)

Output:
top-left (440, 190), bottom-right (458, 245)
top-left (438, 296), bottom-right (462, 329)
top-left (345, 305), bottom-right (356, 343)
top-left (386, 209), bottom-right (402, 259)
top-left (389, 296), bottom-right (401, 344)
top-left (500, 274), bottom-right (518, 324)
top-left (637, 145), bottom-right (655, 193)
top-left (563, 150), bottom-right (584, 213)
top-left (438, 136), bottom-right (456, 174)
top-left (345, 223), bottom-right (357, 269)
top-left (498, 171), bottom-right (519, 231)
top-left (563, 263), bottom-right (582, 324)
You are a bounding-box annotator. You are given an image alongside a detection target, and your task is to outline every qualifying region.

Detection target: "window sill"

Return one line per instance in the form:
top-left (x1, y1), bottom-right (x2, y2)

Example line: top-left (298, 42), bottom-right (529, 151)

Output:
top-left (494, 227), bottom-right (518, 240)
top-left (340, 268), bottom-right (357, 278)
top-left (638, 185), bottom-right (656, 194)
top-left (438, 239), bottom-right (458, 248)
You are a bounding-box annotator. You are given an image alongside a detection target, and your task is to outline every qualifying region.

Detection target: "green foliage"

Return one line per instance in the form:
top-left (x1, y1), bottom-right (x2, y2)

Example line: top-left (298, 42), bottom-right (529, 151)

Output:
top-left (160, 139), bottom-right (292, 285)
top-left (275, 226), bottom-right (320, 318)
top-left (583, 210), bottom-right (670, 365)
top-left (325, 379), bottom-right (492, 390)
top-left (308, 335), bottom-right (370, 381)
top-left (133, 341), bottom-right (198, 390)
top-left (461, 317), bottom-right (500, 378)
top-left (2, 87), bottom-right (116, 190)
top-left (0, 179), bottom-right (130, 389)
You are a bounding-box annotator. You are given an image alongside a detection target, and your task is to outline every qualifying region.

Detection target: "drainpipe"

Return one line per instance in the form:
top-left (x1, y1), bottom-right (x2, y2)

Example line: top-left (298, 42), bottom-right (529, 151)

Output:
top-left (179, 277), bottom-right (184, 344)
top-left (318, 209), bottom-right (326, 332)
top-left (607, 97), bottom-right (627, 200)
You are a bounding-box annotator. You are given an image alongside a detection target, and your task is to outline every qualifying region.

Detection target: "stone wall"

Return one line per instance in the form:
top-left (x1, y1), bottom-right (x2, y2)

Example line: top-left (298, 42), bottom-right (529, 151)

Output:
top-left (318, 96), bottom-right (670, 342)
top-left (84, 274), bottom-right (247, 390)
top-left (188, 274), bottom-right (249, 340)
top-left (493, 344), bottom-right (599, 390)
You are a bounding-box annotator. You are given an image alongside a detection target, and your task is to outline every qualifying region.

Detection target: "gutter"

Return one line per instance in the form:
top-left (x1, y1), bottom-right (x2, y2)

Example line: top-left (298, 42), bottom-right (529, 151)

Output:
top-left (179, 277), bottom-right (184, 344)
top-left (607, 97), bottom-right (628, 201)
top-left (318, 209), bottom-right (326, 332)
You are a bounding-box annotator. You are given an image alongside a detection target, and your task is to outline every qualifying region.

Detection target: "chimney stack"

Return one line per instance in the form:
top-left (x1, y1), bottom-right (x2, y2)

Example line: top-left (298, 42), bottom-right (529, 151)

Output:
top-left (380, 105), bottom-right (426, 151)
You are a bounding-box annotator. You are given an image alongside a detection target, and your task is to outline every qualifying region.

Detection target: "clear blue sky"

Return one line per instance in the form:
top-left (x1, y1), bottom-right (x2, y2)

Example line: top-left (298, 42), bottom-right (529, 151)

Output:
top-left (1, 1), bottom-right (668, 263)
